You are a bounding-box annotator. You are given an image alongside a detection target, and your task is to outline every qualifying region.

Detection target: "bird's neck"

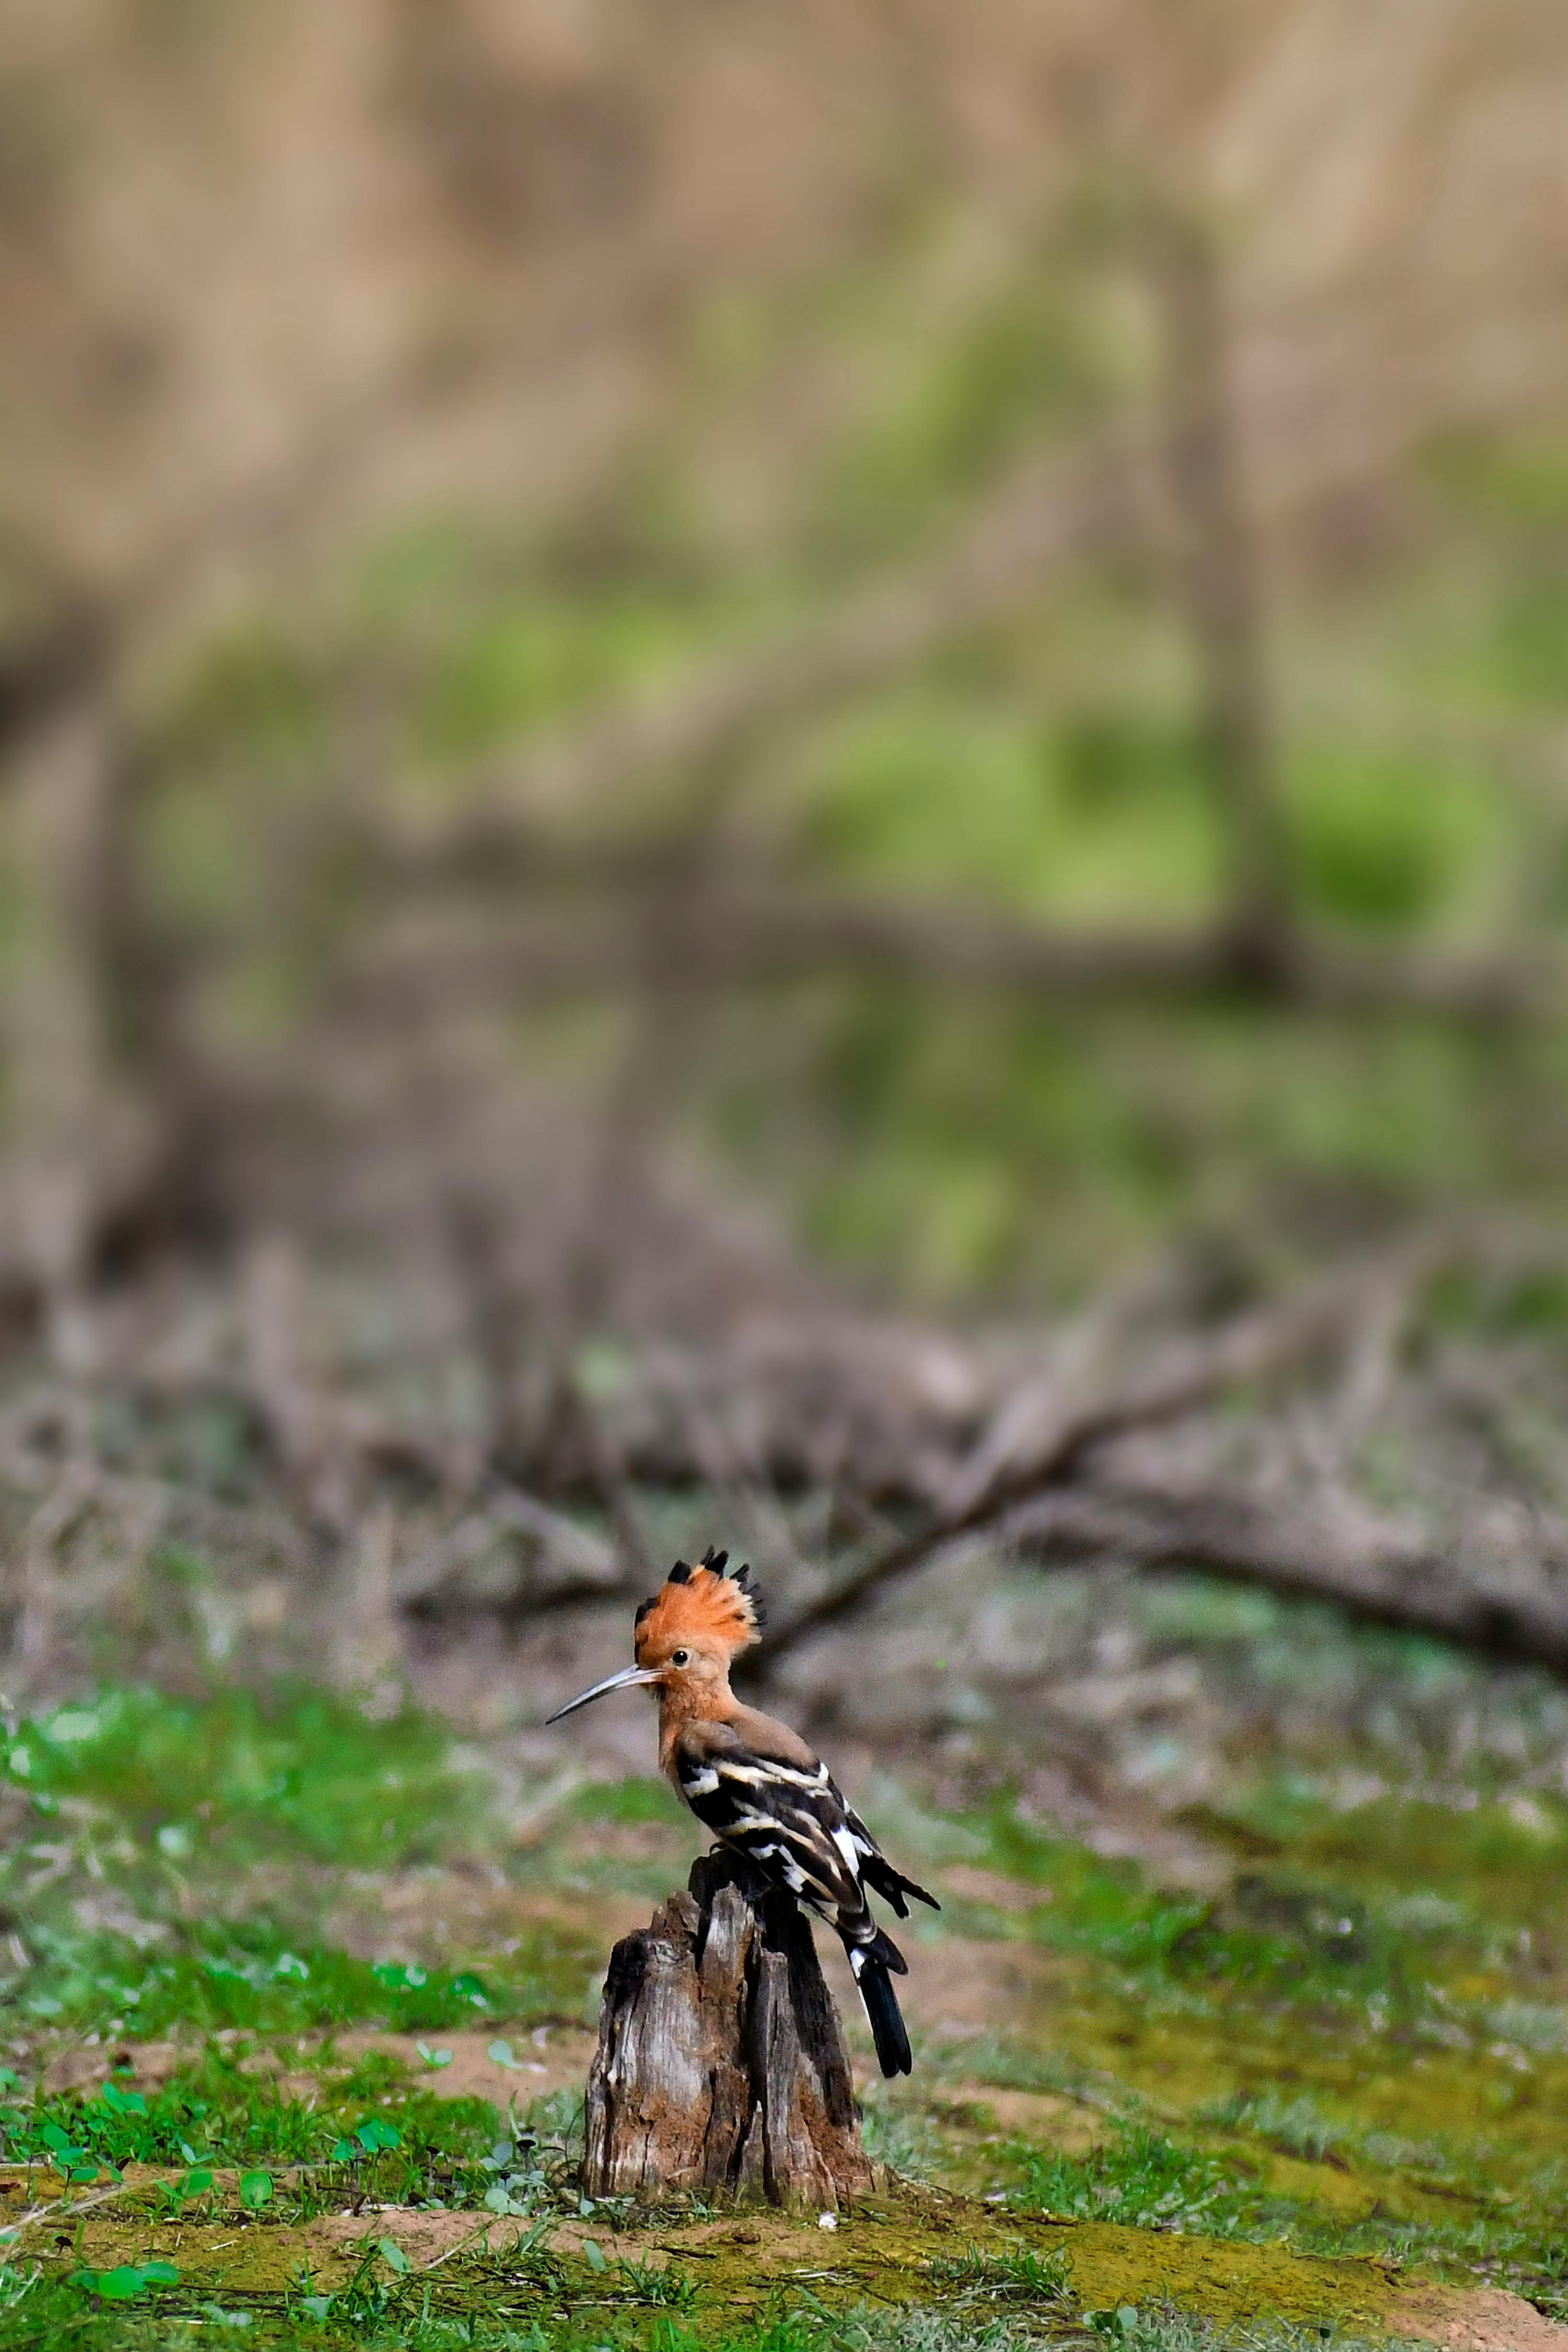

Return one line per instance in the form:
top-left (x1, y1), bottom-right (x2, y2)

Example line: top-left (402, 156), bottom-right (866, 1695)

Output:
top-left (657, 1671), bottom-right (740, 1772)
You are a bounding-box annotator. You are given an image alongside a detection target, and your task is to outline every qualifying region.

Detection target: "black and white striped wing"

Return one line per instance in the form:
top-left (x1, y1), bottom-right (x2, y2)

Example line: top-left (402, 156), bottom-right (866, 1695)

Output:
top-left (844, 1802), bottom-right (940, 1917)
top-left (675, 1745), bottom-right (877, 1929)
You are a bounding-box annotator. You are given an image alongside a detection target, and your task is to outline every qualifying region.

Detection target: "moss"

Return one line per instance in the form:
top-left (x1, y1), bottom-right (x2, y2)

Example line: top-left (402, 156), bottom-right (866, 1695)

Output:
top-left (17, 2181), bottom-right (1431, 2337)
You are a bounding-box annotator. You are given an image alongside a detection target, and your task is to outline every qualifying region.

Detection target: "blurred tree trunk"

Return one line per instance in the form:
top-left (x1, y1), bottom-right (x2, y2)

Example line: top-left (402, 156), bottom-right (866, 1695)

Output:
top-left (1151, 202), bottom-right (1295, 985)
top-left (1, 696), bottom-right (126, 1375)
top-left (0, 570), bottom-right (186, 1361)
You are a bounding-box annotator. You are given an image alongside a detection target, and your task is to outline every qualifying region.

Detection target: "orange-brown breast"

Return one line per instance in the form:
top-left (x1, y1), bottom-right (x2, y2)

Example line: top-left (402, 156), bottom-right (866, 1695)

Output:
top-left (656, 1691), bottom-right (818, 1783)
top-left (656, 1688), bottom-right (741, 1780)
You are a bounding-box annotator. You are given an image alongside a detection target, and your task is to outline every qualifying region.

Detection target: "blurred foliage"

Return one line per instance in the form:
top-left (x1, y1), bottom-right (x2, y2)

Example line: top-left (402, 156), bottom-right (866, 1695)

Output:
top-left (3, 1681), bottom-right (478, 1870)
top-left (103, 216), bottom-right (1568, 1311)
top-left (0, 1685), bottom-right (591, 2041)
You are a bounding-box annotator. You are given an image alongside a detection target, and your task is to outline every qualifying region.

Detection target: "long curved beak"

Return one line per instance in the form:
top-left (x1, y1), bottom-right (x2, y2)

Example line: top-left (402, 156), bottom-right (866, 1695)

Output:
top-left (546, 1663), bottom-right (663, 1724)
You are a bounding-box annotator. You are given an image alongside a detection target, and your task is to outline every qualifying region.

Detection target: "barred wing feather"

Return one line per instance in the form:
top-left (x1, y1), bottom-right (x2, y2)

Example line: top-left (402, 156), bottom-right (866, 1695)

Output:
top-left (674, 1746), bottom-right (938, 1933)
top-left (677, 1749), bottom-right (864, 1917)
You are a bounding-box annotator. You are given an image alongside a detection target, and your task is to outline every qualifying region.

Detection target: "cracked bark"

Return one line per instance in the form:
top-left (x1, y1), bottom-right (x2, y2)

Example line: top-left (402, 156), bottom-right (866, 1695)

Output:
top-left (582, 1848), bottom-right (875, 2208)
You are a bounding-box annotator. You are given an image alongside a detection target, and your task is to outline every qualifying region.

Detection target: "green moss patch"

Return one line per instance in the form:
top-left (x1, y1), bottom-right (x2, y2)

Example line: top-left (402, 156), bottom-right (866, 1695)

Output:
top-left (14, 2178), bottom-right (1561, 2345)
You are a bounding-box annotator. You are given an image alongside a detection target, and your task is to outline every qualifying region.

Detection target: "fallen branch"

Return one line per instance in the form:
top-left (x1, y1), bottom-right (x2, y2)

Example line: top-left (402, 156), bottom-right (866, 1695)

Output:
top-left (337, 885), bottom-right (1555, 1028)
top-left (394, 1484), bottom-right (622, 1613)
top-left (1000, 1478), bottom-right (1568, 1677)
top-left (750, 1239), bottom-right (1454, 1673)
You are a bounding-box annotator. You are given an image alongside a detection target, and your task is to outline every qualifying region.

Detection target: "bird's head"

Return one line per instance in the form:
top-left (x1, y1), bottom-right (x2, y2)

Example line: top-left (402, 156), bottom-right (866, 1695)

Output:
top-left (546, 1548), bottom-right (763, 1722)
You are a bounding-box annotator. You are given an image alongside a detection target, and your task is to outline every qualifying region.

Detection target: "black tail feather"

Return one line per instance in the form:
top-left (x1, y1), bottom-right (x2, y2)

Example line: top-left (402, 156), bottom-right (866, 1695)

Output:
top-left (856, 1954), bottom-right (912, 2077)
top-left (847, 1925), bottom-right (913, 2077)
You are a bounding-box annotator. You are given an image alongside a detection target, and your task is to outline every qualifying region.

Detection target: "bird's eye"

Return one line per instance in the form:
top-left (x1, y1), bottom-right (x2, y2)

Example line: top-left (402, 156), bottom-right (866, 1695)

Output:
top-left (671, 1648), bottom-right (690, 1668)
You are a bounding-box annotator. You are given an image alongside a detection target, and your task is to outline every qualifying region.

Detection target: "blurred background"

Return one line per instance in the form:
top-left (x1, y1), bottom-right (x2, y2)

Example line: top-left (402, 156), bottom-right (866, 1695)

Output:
top-left (4, 0), bottom-right (1568, 1815)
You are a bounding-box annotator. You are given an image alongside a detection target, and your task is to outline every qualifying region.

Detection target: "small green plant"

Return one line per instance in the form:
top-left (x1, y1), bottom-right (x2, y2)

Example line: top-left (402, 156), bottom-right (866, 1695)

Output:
top-left (1195, 2091), bottom-right (1347, 2165)
top-left (607, 2251), bottom-right (698, 2307)
top-left (927, 2242), bottom-right (1076, 2308)
top-left (151, 2163), bottom-right (213, 2220)
top-left (1008, 2128), bottom-right (1266, 2240)
top-left (70, 2261), bottom-right (179, 2301)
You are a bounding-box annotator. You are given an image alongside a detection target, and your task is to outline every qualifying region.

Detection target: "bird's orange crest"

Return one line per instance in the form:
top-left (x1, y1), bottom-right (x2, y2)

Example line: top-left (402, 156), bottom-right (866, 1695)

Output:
top-left (633, 1547), bottom-right (763, 1663)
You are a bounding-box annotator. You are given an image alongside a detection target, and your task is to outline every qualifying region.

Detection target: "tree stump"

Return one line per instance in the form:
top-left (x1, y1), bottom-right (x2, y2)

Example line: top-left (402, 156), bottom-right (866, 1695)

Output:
top-left (582, 1848), bottom-right (877, 2209)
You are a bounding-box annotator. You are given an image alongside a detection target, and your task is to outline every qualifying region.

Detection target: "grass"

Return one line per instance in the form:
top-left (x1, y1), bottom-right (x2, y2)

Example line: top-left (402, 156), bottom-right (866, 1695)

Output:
top-left (1007, 2131), bottom-right (1262, 2239)
top-left (0, 2061), bottom-right (550, 2208)
top-left (2, 1679), bottom-right (481, 1869)
top-left (0, 1681), bottom-right (596, 2043)
top-left (9, 1920), bottom-right (556, 2043)
top-left (0, 1666), bottom-right (1563, 2345)
top-left (0, 2264), bottom-right (1436, 2352)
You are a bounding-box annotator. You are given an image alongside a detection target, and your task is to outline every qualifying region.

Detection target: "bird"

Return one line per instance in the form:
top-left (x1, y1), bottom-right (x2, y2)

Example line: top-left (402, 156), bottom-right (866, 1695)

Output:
top-left (546, 1546), bottom-right (939, 2076)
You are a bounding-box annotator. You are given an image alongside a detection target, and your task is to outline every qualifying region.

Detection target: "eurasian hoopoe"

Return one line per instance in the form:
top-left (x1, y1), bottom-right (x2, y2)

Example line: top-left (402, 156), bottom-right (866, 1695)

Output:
top-left (547, 1547), bottom-right (939, 2077)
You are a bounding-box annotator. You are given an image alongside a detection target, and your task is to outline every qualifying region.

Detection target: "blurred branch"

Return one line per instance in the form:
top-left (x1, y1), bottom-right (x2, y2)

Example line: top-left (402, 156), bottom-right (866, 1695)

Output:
top-left (937, 1252), bottom-right (1183, 1524)
top-left (750, 1233), bottom-right (1455, 1673)
top-left (0, 584), bottom-right (108, 766)
top-left (393, 1486), bottom-right (622, 1615)
top-left (1001, 1478), bottom-right (1568, 1678)
top-left (437, 1181), bottom-right (536, 1484)
top-left (0, 697), bottom-right (155, 1376)
top-left (555, 748), bottom-right (755, 1335)
top-left (339, 883), bottom-right (1557, 1025)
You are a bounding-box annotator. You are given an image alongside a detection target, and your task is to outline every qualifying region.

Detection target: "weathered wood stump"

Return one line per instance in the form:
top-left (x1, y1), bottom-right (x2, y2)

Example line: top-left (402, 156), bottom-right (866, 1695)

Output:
top-left (582, 1848), bottom-right (877, 2209)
